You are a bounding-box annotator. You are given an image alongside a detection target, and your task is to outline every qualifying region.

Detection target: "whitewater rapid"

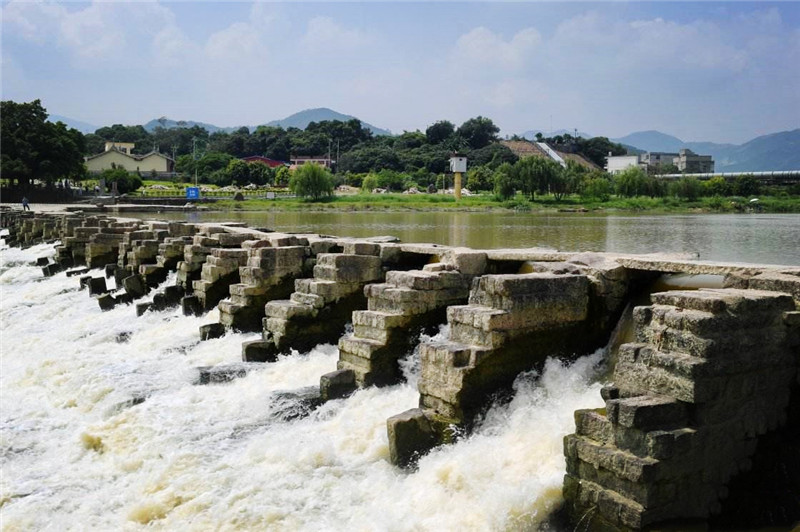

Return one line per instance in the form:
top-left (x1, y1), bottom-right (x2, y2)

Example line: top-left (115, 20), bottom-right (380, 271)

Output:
top-left (0, 238), bottom-right (605, 531)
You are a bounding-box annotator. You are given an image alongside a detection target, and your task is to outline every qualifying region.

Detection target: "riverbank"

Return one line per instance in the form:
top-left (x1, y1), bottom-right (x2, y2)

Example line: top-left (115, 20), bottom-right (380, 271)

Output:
top-left (210, 193), bottom-right (800, 214)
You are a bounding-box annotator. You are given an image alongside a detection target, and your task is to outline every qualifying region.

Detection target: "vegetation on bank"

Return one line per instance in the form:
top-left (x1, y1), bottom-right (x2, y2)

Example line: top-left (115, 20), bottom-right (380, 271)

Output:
top-left (210, 190), bottom-right (800, 214)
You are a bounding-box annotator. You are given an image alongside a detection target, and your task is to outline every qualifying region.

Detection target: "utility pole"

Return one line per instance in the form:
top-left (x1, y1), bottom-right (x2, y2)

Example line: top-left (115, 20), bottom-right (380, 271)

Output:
top-left (192, 137), bottom-right (198, 187)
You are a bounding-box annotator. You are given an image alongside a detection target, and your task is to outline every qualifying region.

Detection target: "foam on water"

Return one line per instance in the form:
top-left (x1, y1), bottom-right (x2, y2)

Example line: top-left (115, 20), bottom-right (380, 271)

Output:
top-left (1, 242), bottom-right (605, 531)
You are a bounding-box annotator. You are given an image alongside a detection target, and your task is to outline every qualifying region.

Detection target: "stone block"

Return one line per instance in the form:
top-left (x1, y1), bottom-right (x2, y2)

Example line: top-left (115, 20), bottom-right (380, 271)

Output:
top-left (342, 241), bottom-right (381, 256)
top-left (97, 293), bottom-right (117, 311)
top-left (199, 323), bottom-right (226, 341)
top-left (320, 369), bottom-right (357, 401)
top-left (196, 364), bottom-right (249, 384)
top-left (265, 300), bottom-right (314, 320)
top-left (122, 274), bottom-right (148, 299)
top-left (242, 340), bottom-right (278, 362)
top-left (387, 408), bottom-right (437, 468)
top-left (88, 276), bottom-right (108, 296)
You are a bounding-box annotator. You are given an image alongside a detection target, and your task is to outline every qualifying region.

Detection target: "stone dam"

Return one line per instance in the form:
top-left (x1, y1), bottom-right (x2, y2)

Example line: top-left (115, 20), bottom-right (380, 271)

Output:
top-left (2, 209), bottom-right (799, 531)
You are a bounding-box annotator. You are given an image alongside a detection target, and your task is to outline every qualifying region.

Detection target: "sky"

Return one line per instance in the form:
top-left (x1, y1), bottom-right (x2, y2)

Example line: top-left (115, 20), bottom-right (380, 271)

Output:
top-left (2, 1), bottom-right (799, 144)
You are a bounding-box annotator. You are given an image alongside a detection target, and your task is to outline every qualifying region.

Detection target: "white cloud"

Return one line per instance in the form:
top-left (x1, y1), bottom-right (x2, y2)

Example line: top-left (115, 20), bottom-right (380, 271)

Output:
top-left (453, 27), bottom-right (541, 71)
top-left (2, 1), bottom-right (67, 44)
top-left (301, 16), bottom-right (370, 53)
top-left (205, 22), bottom-right (264, 63)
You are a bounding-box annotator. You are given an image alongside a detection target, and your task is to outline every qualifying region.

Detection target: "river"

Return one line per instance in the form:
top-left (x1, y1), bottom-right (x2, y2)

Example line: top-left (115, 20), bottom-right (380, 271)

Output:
top-left (1, 211), bottom-right (796, 530)
top-left (0, 235), bottom-right (605, 530)
top-left (129, 211), bottom-right (800, 266)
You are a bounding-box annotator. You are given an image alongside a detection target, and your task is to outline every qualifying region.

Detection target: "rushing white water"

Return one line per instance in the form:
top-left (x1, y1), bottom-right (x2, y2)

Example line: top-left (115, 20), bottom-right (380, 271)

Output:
top-left (1, 239), bottom-right (605, 531)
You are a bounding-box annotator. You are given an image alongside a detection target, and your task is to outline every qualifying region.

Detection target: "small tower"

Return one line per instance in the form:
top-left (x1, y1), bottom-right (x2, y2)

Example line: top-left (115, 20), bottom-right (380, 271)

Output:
top-left (449, 153), bottom-right (467, 200)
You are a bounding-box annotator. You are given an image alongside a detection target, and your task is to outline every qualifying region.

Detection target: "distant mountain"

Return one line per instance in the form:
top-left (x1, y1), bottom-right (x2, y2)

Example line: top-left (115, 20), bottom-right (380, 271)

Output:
top-left (612, 130), bottom-right (686, 153)
top-left (521, 129), bottom-right (592, 140)
top-left (138, 108), bottom-right (391, 136)
top-left (612, 129), bottom-right (800, 172)
top-left (265, 108), bottom-right (391, 136)
top-left (48, 114), bottom-right (98, 134)
top-left (143, 117), bottom-right (238, 134)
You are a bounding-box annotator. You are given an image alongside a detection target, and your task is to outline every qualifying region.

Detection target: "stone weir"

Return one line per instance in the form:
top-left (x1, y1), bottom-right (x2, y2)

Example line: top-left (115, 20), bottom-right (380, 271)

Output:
top-left (563, 287), bottom-right (800, 531)
top-left (4, 209), bottom-right (800, 530)
top-left (244, 238), bottom-right (432, 362)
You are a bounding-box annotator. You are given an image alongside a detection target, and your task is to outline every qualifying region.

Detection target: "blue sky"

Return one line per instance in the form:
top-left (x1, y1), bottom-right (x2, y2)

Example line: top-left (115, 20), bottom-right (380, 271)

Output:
top-left (2, 1), bottom-right (799, 143)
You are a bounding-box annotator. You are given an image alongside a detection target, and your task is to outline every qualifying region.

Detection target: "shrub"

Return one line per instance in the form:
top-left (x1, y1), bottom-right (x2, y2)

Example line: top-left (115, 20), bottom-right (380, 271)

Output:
top-left (289, 164), bottom-right (334, 200)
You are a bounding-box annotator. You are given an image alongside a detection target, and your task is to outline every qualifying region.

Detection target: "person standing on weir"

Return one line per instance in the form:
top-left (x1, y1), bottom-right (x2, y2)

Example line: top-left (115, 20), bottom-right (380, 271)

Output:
top-left (21, 197), bottom-right (30, 211)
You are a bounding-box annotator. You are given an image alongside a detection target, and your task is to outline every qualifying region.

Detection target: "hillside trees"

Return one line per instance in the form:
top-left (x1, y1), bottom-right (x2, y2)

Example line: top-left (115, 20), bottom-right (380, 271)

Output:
top-left (457, 116), bottom-right (500, 150)
top-left (1, 99), bottom-right (87, 187)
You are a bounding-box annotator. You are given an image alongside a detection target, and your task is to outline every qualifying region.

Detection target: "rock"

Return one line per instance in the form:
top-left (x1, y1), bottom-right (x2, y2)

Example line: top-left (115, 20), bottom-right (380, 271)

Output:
top-left (196, 364), bottom-right (249, 384)
top-left (271, 387), bottom-right (324, 421)
top-left (241, 340), bottom-right (278, 363)
top-left (135, 302), bottom-right (152, 316)
top-left (122, 274), bottom-right (148, 299)
top-left (97, 293), bottom-right (117, 311)
top-left (66, 267), bottom-right (90, 277)
top-left (104, 263), bottom-right (117, 279)
top-left (320, 369), bottom-right (356, 401)
top-left (88, 276), bottom-right (108, 296)
top-left (199, 322), bottom-right (225, 341)
top-left (181, 295), bottom-right (201, 316)
top-left (36, 257), bottom-right (49, 266)
top-left (233, 192), bottom-right (245, 201)
top-left (387, 408), bottom-right (437, 468)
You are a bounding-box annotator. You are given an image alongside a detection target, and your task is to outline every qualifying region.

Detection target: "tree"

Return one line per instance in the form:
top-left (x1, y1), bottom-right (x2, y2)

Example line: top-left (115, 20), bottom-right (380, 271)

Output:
top-left (466, 165), bottom-right (494, 192)
top-left (513, 156), bottom-right (561, 199)
top-left (1, 99), bottom-right (87, 187)
top-left (704, 176), bottom-right (731, 197)
top-left (457, 117), bottom-right (500, 150)
top-left (289, 164), bottom-right (334, 200)
top-left (613, 166), bottom-right (649, 197)
top-left (468, 143), bottom-right (518, 169)
top-left (226, 159), bottom-right (251, 187)
top-left (575, 137), bottom-right (627, 169)
top-left (734, 175), bottom-right (760, 196)
top-left (275, 166), bottom-right (291, 187)
top-left (493, 163), bottom-right (516, 200)
top-left (425, 120), bottom-right (455, 144)
top-left (581, 174), bottom-right (613, 201)
top-left (101, 167), bottom-right (142, 194)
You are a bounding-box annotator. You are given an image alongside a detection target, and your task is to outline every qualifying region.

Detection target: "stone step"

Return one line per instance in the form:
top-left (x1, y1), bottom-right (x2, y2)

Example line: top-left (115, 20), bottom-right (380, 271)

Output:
top-left (636, 304), bottom-right (787, 338)
top-left (290, 292), bottom-right (325, 309)
top-left (385, 269), bottom-right (468, 291)
top-left (338, 336), bottom-right (384, 360)
top-left (650, 288), bottom-right (795, 315)
top-left (606, 395), bottom-right (688, 432)
top-left (265, 300), bottom-right (314, 320)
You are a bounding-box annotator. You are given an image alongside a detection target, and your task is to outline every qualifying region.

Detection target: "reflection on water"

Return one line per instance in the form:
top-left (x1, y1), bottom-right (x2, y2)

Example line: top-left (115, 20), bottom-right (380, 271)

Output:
top-left (135, 211), bottom-right (800, 265)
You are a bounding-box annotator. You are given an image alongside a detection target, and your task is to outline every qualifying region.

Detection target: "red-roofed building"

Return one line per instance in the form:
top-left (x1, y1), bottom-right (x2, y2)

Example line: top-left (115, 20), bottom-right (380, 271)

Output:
top-left (241, 156), bottom-right (287, 168)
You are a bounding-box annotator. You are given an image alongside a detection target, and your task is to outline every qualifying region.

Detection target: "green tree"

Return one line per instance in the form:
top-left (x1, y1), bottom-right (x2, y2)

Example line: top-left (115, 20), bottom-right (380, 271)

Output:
top-left (734, 175), bottom-right (760, 196)
top-left (1, 99), bottom-right (87, 187)
top-left (493, 163), bottom-right (516, 200)
top-left (101, 167), bottom-right (142, 194)
top-left (425, 120), bottom-right (455, 144)
top-left (289, 164), bottom-right (334, 200)
top-left (613, 166), bottom-right (649, 197)
top-left (248, 162), bottom-right (274, 186)
top-left (581, 175), bottom-right (613, 201)
top-left (466, 165), bottom-right (495, 192)
top-left (275, 166), bottom-right (291, 187)
top-left (457, 116), bottom-right (500, 150)
top-left (226, 159), bottom-right (251, 187)
top-left (704, 176), bottom-right (731, 197)
top-left (362, 173), bottom-right (379, 192)
top-left (669, 177), bottom-right (703, 200)
top-left (513, 156), bottom-right (561, 200)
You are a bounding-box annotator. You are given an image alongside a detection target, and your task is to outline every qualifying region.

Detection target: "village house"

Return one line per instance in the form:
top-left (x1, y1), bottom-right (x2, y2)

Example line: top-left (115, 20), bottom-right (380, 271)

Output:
top-left (85, 142), bottom-right (174, 175)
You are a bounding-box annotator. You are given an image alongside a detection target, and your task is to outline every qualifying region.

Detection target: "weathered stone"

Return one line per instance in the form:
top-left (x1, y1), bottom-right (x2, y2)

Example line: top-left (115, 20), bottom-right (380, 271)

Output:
top-left (196, 364), bottom-right (249, 384)
top-left (88, 276), bottom-right (108, 295)
top-left (199, 322), bottom-right (226, 341)
top-left (135, 302), bottom-right (152, 316)
top-left (387, 408), bottom-right (438, 468)
top-left (97, 293), bottom-right (117, 311)
top-left (320, 369), bottom-right (356, 401)
top-left (242, 340), bottom-right (278, 362)
top-left (122, 274), bottom-right (148, 299)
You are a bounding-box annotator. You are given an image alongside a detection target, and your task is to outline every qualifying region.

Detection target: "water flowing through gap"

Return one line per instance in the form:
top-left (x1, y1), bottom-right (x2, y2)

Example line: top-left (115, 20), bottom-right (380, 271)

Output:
top-left (1, 239), bottom-right (607, 530)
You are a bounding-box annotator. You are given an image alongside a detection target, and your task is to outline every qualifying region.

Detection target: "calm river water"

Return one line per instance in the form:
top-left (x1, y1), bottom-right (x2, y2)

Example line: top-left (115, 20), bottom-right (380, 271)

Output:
top-left (133, 211), bottom-right (800, 266)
